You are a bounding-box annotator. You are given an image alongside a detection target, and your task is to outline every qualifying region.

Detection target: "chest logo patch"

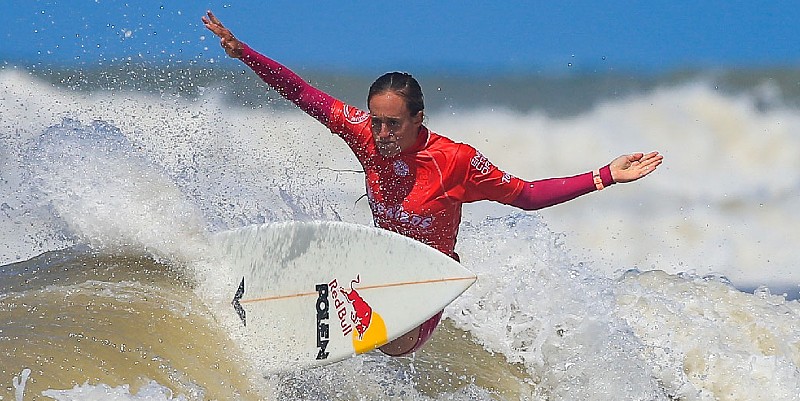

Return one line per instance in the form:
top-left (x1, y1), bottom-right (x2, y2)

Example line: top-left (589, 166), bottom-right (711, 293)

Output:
top-left (393, 160), bottom-right (410, 177)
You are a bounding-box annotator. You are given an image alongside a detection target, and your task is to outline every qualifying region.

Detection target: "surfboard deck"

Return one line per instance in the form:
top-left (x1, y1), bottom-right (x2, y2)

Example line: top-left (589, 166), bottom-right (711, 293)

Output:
top-left (212, 221), bottom-right (476, 371)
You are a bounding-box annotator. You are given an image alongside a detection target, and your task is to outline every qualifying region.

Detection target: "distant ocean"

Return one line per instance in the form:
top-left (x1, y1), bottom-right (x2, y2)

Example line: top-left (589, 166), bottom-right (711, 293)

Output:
top-left (2, 62), bottom-right (800, 400)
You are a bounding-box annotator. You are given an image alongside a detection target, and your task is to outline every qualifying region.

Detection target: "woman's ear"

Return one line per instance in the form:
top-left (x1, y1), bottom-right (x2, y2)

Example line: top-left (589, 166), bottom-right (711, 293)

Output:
top-left (413, 110), bottom-right (424, 125)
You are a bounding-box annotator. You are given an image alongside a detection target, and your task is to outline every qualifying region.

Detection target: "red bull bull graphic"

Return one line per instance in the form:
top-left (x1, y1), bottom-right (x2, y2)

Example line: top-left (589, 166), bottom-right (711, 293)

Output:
top-left (328, 275), bottom-right (388, 354)
top-left (341, 275), bottom-right (372, 339)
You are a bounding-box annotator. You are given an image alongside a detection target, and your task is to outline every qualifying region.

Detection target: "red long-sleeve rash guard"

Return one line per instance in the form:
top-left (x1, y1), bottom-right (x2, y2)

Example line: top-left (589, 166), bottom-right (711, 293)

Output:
top-left (239, 44), bottom-right (614, 258)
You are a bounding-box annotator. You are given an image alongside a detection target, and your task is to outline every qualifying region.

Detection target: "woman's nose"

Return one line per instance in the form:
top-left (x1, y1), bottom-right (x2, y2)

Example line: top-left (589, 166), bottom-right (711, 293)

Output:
top-left (376, 126), bottom-right (391, 138)
top-left (374, 123), bottom-right (392, 138)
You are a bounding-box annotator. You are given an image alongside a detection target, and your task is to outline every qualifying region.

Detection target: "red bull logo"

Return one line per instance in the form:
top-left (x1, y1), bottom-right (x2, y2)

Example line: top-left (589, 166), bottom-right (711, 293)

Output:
top-left (341, 275), bottom-right (372, 339)
top-left (329, 275), bottom-right (388, 354)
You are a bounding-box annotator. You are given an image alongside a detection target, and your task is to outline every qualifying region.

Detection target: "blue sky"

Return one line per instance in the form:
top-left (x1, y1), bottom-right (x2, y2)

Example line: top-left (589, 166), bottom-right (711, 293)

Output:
top-left (2, 1), bottom-right (799, 74)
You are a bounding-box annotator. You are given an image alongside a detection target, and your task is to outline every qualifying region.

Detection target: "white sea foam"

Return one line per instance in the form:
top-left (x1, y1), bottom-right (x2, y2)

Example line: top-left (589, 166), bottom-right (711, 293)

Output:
top-left (41, 381), bottom-right (188, 401)
top-left (451, 214), bottom-right (800, 400)
top-left (13, 368), bottom-right (31, 401)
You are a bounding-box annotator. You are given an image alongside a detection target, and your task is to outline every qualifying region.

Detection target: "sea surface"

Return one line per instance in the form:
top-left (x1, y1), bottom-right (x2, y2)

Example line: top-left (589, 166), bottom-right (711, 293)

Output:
top-left (2, 63), bottom-right (800, 400)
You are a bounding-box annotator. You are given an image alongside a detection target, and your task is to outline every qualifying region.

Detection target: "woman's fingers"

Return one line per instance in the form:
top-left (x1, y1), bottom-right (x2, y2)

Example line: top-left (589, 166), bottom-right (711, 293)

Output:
top-left (202, 10), bottom-right (229, 38)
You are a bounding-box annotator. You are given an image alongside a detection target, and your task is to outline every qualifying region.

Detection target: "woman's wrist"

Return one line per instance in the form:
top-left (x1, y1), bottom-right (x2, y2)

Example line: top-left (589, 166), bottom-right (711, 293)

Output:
top-left (594, 164), bottom-right (615, 190)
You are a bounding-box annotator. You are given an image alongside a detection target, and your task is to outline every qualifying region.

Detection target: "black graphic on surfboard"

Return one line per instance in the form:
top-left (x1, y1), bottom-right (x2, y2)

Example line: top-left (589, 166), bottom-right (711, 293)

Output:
top-left (232, 277), bottom-right (246, 326)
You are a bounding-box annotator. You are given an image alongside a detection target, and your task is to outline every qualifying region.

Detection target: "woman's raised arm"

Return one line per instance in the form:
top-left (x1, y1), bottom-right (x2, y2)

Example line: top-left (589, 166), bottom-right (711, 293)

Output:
top-left (202, 10), bottom-right (336, 125)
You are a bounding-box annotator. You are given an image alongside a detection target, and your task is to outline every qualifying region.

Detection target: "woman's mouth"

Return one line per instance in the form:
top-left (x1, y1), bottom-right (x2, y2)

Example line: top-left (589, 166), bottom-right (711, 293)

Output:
top-left (377, 141), bottom-right (400, 156)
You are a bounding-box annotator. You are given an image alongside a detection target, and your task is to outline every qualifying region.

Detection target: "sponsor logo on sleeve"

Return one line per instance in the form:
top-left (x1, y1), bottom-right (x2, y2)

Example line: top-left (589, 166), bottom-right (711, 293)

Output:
top-left (470, 151), bottom-right (493, 175)
top-left (343, 104), bottom-right (370, 125)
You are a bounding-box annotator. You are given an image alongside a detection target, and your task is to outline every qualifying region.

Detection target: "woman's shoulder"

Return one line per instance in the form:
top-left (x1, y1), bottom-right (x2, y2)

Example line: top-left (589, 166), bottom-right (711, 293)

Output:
top-left (426, 130), bottom-right (476, 157)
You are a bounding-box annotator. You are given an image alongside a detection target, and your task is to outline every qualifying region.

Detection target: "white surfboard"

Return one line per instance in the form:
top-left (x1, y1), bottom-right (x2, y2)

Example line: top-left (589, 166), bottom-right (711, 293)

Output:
top-left (212, 221), bottom-right (476, 371)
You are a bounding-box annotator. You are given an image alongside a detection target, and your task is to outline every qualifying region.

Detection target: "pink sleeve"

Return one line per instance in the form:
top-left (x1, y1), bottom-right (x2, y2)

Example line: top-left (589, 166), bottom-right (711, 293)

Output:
top-left (510, 164), bottom-right (615, 210)
top-left (239, 43), bottom-right (336, 126)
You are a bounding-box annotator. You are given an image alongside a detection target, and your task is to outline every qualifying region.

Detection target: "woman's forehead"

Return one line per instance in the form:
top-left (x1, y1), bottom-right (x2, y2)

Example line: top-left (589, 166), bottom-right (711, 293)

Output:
top-left (368, 91), bottom-right (409, 116)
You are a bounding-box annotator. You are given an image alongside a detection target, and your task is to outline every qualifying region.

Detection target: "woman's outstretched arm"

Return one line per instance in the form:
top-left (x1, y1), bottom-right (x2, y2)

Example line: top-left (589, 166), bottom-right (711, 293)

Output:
top-left (202, 10), bottom-right (335, 124)
top-left (511, 152), bottom-right (663, 210)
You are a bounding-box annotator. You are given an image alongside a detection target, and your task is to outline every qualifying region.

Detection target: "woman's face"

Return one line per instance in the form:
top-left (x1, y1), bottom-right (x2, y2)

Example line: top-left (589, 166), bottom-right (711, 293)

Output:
top-left (368, 91), bottom-right (423, 157)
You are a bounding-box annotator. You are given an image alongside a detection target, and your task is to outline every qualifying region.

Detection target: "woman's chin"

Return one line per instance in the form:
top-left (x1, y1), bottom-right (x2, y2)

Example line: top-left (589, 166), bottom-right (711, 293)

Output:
top-left (377, 144), bottom-right (400, 157)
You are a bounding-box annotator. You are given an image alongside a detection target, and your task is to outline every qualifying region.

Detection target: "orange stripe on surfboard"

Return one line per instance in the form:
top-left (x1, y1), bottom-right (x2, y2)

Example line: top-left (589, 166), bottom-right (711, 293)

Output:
top-left (240, 275), bottom-right (477, 304)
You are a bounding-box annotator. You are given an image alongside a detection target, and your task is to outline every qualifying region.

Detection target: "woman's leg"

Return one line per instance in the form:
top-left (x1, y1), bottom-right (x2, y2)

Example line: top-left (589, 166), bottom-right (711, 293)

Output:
top-left (379, 310), bottom-right (443, 356)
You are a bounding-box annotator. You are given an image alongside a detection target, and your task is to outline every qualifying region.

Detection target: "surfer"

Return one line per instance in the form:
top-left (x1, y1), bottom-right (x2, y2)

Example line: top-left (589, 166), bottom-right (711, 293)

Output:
top-left (202, 10), bottom-right (663, 356)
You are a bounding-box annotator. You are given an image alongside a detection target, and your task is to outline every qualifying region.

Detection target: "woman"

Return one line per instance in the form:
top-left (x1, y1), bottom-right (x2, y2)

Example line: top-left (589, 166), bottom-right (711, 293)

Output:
top-left (202, 10), bottom-right (663, 356)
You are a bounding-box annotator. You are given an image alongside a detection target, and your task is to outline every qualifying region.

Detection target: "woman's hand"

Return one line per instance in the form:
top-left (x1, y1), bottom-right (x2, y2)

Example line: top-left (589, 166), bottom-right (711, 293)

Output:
top-left (609, 151), bottom-right (663, 183)
top-left (202, 10), bottom-right (243, 59)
